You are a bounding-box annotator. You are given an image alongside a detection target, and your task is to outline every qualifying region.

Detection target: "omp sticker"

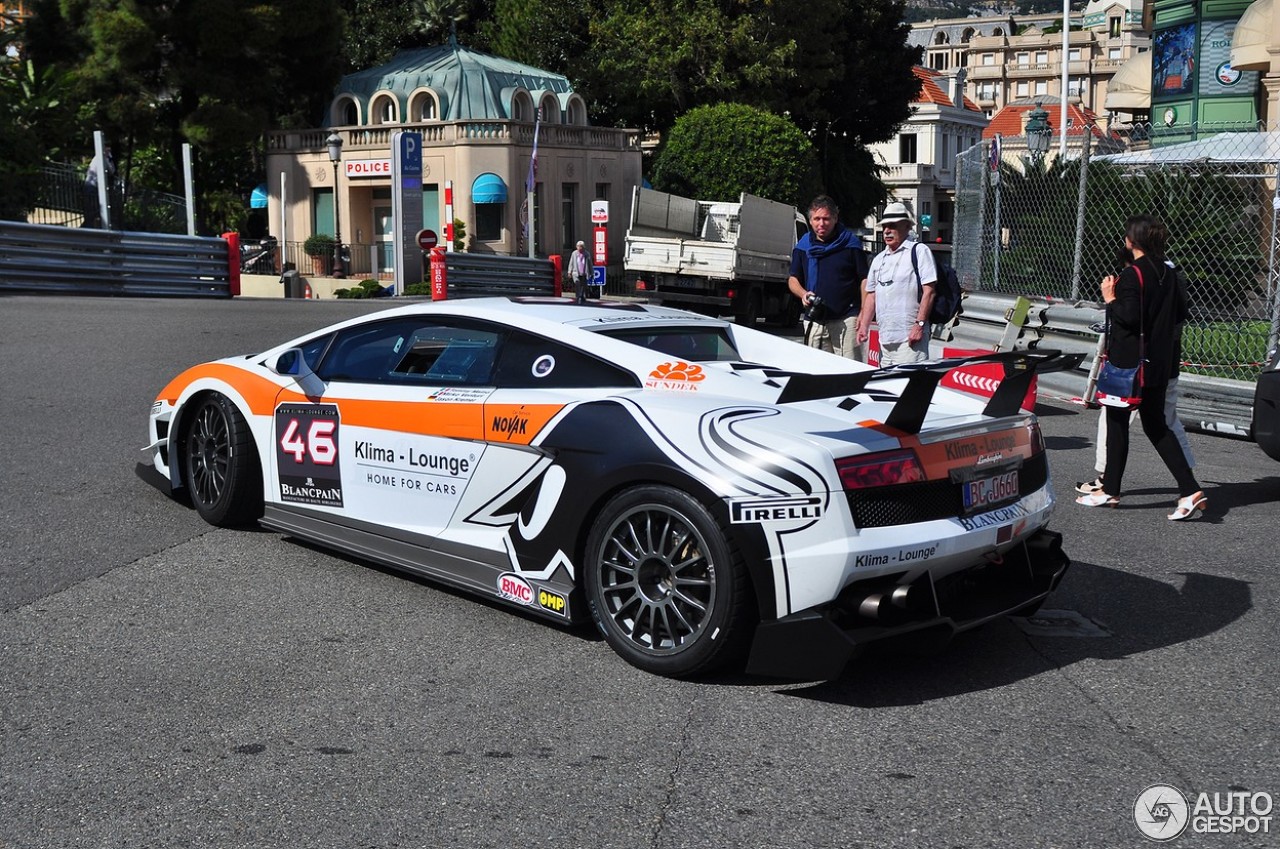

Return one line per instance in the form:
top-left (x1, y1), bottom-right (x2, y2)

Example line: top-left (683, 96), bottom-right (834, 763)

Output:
top-left (275, 403), bottom-right (344, 507)
top-left (497, 573), bottom-right (535, 606)
top-left (537, 587), bottom-right (569, 618)
top-left (730, 496), bottom-right (823, 524)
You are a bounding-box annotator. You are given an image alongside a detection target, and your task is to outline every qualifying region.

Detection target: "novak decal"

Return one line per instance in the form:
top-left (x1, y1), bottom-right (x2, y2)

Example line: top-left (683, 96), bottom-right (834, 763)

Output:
top-left (491, 413), bottom-right (529, 439)
top-left (497, 573), bottom-right (535, 606)
top-left (537, 587), bottom-right (568, 618)
top-left (730, 496), bottom-right (823, 524)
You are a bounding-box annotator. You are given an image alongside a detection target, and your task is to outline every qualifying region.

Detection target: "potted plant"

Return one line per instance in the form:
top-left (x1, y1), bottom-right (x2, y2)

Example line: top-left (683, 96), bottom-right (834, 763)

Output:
top-left (303, 233), bottom-right (336, 276)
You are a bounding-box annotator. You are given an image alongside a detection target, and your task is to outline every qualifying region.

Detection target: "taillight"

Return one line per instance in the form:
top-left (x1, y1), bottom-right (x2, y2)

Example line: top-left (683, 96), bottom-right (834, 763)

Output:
top-left (635, 279), bottom-right (649, 291)
top-left (836, 450), bottom-right (926, 490)
top-left (1028, 421), bottom-right (1045, 455)
top-left (726, 288), bottom-right (737, 301)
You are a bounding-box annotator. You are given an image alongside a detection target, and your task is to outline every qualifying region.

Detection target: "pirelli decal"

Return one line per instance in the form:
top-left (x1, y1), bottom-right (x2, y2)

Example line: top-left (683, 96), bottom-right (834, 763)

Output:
top-left (730, 496), bottom-right (823, 524)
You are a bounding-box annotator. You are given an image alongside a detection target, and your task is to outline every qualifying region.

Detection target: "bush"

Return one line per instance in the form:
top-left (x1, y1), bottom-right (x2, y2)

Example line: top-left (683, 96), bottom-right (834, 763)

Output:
top-left (334, 278), bottom-right (387, 299)
top-left (303, 233), bottom-right (336, 257)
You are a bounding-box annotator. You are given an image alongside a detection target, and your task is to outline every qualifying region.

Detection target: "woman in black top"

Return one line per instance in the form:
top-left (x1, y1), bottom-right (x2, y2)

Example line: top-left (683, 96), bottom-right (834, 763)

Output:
top-left (1076, 215), bottom-right (1206, 520)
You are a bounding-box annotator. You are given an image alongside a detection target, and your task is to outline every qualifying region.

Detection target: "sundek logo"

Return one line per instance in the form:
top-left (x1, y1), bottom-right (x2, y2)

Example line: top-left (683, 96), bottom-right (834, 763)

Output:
top-left (497, 573), bottom-right (535, 606)
top-left (730, 496), bottom-right (823, 524)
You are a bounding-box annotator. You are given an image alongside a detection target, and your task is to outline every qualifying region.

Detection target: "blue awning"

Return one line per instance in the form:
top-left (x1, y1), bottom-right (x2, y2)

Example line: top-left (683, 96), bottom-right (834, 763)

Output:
top-left (249, 184), bottom-right (269, 209)
top-left (471, 172), bottom-right (508, 203)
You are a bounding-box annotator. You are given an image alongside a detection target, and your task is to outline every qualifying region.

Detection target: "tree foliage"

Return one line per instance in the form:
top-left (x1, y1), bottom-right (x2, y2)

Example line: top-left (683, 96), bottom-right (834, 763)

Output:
top-left (651, 104), bottom-right (820, 208)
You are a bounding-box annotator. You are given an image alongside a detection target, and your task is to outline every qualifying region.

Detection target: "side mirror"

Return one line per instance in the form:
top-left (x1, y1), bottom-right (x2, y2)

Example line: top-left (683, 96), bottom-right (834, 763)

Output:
top-left (273, 349), bottom-right (302, 376)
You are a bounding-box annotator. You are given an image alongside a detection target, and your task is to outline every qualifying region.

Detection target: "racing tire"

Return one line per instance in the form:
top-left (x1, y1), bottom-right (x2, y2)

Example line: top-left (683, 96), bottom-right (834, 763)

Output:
top-left (182, 393), bottom-right (263, 528)
top-left (584, 486), bottom-right (753, 677)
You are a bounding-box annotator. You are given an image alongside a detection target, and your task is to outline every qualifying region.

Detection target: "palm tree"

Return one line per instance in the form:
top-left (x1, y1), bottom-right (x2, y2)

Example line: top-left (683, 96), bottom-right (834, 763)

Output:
top-left (411, 0), bottom-right (468, 44)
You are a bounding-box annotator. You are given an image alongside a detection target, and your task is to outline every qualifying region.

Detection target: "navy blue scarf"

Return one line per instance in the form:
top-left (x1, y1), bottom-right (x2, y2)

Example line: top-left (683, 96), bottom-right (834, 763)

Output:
top-left (799, 224), bottom-right (857, 291)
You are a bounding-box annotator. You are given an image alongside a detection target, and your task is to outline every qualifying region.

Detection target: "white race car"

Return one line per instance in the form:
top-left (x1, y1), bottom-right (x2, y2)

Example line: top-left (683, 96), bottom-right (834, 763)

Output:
top-left (143, 297), bottom-right (1072, 680)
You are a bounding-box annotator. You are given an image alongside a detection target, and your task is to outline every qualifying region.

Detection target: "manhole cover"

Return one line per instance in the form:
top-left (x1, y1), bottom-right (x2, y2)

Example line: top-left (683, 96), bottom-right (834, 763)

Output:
top-left (1012, 608), bottom-right (1111, 638)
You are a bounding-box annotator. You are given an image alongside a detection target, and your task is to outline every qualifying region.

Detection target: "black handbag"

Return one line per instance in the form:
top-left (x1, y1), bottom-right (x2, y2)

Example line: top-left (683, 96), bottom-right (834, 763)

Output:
top-left (1095, 265), bottom-right (1145, 409)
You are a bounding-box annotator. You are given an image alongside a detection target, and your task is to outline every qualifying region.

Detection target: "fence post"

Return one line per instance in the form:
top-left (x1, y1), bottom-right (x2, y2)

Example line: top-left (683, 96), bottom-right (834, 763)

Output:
top-left (430, 247), bottom-right (447, 300)
top-left (1069, 127), bottom-right (1092, 301)
top-left (222, 232), bottom-right (241, 297)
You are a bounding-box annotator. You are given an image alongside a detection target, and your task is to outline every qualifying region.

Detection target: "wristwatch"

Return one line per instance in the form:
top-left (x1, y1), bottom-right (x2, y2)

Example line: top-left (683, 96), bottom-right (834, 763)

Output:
top-left (915, 320), bottom-right (926, 327)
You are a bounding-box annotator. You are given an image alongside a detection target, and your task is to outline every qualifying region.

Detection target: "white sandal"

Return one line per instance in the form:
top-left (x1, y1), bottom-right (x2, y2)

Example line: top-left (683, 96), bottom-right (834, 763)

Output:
top-left (1075, 492), bottom-right (1119, 508)
top-left (1168, 492), bottom-right (1207, 521)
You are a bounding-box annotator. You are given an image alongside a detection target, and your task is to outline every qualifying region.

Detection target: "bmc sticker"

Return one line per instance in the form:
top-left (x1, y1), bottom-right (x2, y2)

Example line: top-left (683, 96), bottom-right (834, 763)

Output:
top-left (275, 403), bottom-right (344, 507)
top-left (497, 573), bottom-right (535, 606)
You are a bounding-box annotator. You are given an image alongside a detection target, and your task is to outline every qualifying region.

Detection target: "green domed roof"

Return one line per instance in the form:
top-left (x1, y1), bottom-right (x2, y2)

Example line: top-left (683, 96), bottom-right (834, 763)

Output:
top-left (336, 37), bottom-right (574, 121)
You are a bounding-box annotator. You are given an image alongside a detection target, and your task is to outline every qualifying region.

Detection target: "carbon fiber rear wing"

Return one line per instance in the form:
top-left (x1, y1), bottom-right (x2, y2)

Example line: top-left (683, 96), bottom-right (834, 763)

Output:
top-left (768, 350), bottom-right (1084, 434)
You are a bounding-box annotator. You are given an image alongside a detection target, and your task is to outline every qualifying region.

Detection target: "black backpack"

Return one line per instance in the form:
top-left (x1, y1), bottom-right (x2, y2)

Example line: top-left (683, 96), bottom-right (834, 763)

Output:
top-left (909, 244), bottom-right (963, 325)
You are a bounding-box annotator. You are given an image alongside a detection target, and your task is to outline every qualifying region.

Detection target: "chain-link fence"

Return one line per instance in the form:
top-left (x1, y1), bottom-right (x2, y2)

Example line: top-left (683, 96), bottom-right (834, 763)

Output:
top-left (953, 122), bottom-right (1280, 381)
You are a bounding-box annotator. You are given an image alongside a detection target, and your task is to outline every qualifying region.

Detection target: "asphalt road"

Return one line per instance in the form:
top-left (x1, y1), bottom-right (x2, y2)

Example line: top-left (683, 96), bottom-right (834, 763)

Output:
top-left (1, 295), bottom-right (1277, 849)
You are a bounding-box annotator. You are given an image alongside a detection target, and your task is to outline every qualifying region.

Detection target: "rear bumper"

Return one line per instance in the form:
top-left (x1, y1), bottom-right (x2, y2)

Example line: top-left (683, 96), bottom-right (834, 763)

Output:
top-left (745, 528), bottom-right (1071, 681)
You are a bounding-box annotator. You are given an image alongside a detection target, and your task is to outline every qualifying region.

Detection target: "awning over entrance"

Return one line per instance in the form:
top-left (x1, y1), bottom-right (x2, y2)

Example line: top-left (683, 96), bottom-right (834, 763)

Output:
top-left (471, 172), bottom-right (508, 203)
top-left (1231, 0), bottom-right (1272, 72)
top-left (1104, 50), bottom-right (1151, 112)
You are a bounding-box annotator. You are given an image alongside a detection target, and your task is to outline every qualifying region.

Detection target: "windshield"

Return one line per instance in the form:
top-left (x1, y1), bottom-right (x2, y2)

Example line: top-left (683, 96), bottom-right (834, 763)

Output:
top-left (598, 326), bottom-right (742, 362)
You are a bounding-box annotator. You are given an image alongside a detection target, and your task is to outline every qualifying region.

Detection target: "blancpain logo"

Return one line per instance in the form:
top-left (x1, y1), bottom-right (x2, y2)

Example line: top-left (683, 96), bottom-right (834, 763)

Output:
top-left (730, 496), bottom-right (823, 524)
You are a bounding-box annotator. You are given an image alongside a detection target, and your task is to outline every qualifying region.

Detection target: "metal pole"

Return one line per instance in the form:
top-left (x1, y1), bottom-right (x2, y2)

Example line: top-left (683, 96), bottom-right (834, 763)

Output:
top-left (332, 160), bottom-right (344, 278)
top-left (182, 143), bottom-right (196, 236)
top-left (992, 139), bottom-right (1002, 292)
top-left (1268, 177), bottom-right (1280, 354)
top-left (1060, 0), bottom-right (1069, 159)
top-left (93, 130), bottom-right (110, 229)
top-left (280, 171), bottom-right (288, 266)
top-left (1070, 126), bottom-right (1092, 300)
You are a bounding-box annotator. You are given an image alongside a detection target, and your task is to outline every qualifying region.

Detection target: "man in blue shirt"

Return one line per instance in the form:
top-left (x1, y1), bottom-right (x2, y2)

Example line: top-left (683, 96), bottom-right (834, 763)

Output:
top-left (787, 195), bottom-right (869, 360)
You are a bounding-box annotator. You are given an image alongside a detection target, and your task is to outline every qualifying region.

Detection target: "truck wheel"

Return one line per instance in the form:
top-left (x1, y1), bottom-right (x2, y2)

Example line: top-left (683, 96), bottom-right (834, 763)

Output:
top-left (734, 289), bottom-right (762, 327)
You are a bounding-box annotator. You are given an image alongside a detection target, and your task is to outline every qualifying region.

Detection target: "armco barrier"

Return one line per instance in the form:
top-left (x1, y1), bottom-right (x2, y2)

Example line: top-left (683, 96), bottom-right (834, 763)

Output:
top-left (943, 291), bottom-right (1256, 438)
top-left (0, 220), bottom-right (234, 297)
top-left (427, 251), bottom-right (559, 299)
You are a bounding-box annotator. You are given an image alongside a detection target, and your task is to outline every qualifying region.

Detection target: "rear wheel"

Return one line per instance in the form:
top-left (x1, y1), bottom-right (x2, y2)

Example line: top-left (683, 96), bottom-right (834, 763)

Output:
top-left (183, 393), bottom-right (263, 528)
top-left (734, 288), bottom-right (762, 327)
top-left (584, 486), bottom-right (753, 677)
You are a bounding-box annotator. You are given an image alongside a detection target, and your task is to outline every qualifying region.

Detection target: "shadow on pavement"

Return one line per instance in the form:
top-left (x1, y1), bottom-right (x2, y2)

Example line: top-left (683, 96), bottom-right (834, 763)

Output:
top-left (777, 564), bottom-right (1250, 707)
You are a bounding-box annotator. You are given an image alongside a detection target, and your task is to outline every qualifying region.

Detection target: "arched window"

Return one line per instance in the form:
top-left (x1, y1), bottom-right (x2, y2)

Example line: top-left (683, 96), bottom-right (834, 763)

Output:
top-left (962, 27), bottom-right (975, 43)
top-left (411, 92), bottom-right (439, 122)
top-left (370, 94), bottom-right (397, 125)
top-left (934, 31), bottom-right (950, 45)
top-left (512, 91), bottom-right (534, 122)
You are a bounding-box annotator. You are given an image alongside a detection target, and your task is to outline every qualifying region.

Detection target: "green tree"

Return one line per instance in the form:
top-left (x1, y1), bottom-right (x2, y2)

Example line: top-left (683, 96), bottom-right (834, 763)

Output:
top-left (650, 103), bottom-right (820, 208)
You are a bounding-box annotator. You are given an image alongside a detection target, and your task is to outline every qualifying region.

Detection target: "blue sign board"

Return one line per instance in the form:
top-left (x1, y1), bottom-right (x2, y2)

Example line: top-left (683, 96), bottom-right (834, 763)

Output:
top-left (591, 267), bottom-right (606, 287)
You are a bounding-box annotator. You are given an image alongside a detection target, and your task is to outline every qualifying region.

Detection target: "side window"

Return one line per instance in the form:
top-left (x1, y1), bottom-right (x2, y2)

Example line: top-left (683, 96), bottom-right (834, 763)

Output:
top-left (494, 331), bottom-right (637, 389)
top-left (316, 317), bottom-right (503, 385)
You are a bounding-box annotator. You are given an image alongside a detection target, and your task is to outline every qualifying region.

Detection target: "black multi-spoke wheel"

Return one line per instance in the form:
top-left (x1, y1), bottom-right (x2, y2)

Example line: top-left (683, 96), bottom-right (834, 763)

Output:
top-left (585, 486), bottom-right (752, 677)
top-left (183, 393), bottom-right (263, 528)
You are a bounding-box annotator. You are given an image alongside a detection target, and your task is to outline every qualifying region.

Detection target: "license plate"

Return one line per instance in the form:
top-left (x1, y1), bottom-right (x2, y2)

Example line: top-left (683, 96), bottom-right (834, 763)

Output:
top-left (963, 470), bottom-right (1020, 511)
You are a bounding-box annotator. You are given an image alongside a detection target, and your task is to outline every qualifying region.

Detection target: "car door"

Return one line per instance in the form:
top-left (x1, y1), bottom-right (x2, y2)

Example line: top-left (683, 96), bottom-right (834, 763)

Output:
top-left (269, 315), bottom-right (502, 550)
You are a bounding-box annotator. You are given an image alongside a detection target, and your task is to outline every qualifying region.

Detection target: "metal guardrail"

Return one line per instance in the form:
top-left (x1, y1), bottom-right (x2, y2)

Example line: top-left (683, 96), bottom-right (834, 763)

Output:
top-left (945, 291), bottom-right (1256, 438)
top-left (0, 221), bottom-right (234, 297)
top-left (434, 252), bottom-right (559, 299)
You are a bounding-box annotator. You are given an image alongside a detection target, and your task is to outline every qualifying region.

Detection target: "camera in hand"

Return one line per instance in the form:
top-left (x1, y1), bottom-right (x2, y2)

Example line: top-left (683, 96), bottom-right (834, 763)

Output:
top-left (804, 294), bottom-right (830, 323)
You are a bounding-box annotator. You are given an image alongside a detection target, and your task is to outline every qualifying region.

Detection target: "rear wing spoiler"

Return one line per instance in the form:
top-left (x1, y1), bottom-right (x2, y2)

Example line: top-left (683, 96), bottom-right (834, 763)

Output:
top-left (764, 350), bottom-right (1085, 434)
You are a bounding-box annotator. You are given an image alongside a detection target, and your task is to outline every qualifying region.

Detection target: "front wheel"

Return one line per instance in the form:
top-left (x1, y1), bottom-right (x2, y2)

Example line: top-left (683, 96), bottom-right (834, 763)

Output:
top-left (584, 486), bottom-right (753, 677)
top-left (183, 393), bottom-right (263, 528)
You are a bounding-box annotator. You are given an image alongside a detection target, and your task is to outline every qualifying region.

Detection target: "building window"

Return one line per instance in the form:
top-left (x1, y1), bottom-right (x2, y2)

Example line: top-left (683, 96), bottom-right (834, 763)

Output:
top-left (1034, 80), bottom-right (1048, 96)
top-left (931, 51), bottom-right (949, 70)
top-left (1017, 52), bottom-right (1029, 65)
top-left (1069, 77), bottom-right (1087, 96)
top-left (1109, 47), bottom-right (1122, 59)
top-left (1035, 51), bottom-right (1048, 65)
top-left (476, 203), bottom-right (503, 241)
top-left (983, 53), bottom-right (995, 66)
top-left (1069, 48), bottom-right (1081, 61)
top-left (899, 134), bottom-right (918, 164)
top-left (1109, 16), bottom-right (1121, 38)
top-left (561, 183), bottom-right (579, 250)
top-left (595, 183), bottom-right (609, 204)
top-left (1016, 81), bottom-right (1029, 97)
top-left (417, 96), bottom-right (437, 121)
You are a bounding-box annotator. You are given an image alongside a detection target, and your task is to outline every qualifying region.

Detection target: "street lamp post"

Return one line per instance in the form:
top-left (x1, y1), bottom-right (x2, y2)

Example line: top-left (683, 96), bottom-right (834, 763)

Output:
top-left (1024, 102), bottom-right (1053, 168)
top-left (326, 131), bottom-right (345, 278)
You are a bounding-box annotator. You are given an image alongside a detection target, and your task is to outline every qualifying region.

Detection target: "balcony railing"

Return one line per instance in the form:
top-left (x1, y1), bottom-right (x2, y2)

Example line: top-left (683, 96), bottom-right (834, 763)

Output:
top-left (268, 120), bottom-right (642, 155)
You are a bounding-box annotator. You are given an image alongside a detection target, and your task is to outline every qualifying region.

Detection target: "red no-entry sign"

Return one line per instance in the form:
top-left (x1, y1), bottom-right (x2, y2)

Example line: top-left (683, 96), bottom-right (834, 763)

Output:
top-left (417, 229), bottom-right (438, 250)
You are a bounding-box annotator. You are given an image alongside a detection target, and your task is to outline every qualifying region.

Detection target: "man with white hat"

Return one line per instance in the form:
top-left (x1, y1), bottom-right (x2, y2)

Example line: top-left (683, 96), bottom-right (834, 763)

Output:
top-left (857, 201), bottom-right (936, 365)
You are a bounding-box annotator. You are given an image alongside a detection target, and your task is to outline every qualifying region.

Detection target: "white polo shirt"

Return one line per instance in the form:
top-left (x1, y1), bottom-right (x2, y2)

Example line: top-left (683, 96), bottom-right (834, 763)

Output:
top-left (866, 240), bottom-right (936, 345)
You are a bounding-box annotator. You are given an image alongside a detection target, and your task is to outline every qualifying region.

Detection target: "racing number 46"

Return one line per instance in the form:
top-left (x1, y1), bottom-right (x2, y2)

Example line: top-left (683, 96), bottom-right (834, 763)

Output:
top-left (279, 418), bottom-right (337, 465)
